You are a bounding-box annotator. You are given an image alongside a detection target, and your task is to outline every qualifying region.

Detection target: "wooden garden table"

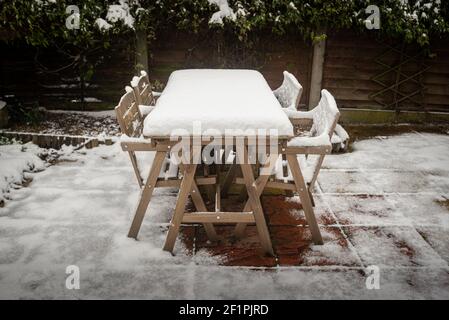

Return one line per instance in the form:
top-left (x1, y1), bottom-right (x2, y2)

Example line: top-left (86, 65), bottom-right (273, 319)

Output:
top-left (129, 69), bottom-right (319, 256)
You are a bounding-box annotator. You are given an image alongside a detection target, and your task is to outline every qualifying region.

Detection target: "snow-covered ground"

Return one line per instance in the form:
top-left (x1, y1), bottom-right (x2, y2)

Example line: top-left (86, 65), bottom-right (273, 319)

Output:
top-left (0, 132), bottom-right (448, 299)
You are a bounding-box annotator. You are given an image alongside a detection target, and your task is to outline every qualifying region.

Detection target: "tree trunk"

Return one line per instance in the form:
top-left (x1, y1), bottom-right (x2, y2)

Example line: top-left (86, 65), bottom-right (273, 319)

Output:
top-left (136, 30), bottom-right (149, 74)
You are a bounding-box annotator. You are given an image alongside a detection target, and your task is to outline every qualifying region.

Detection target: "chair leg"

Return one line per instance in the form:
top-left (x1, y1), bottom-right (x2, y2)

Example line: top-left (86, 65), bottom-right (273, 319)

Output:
top-left (128, 151), bottom-right (166, 239)
top-left (308, 155), bottom-right (325, 192)
top-left (286, 154), bottom-right (323, 245)
top-left (282, 153), bottom-right (294, 197)
top-left (163, 163), bottom-right (198, 253)
top-left (179, 163), bottom-right (218, 241)
top-left (128, 151), bottom-right (143, 188)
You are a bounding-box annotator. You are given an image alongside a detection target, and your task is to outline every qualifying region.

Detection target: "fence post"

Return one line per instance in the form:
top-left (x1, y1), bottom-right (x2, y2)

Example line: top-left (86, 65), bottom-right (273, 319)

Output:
top-left (308, 32), bottom-right (327, 109)
top-left (136, 30), bottom-right (149, 73)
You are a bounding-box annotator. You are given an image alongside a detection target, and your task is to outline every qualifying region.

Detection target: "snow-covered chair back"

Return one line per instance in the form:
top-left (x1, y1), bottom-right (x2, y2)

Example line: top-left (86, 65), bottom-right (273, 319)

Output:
top-left (131, 70), bottom-right (154, 106)
top-left (310, 89), bottom-right (340, 140)
top-left (115, 87), bottom-right (143, 138)
top-left (301, 89), bottom-right (340, 188)
top-left (277, 89), bottom-right (340, 189)
top-left (273, 71), bottom-right (303, 110)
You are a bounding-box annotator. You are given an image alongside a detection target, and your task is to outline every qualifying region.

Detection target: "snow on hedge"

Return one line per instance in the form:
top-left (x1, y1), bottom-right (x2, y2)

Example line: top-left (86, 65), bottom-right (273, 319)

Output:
top-left (0, 143), bottom-right (46, 204)
top-left (208, 0), bottom-right (236, 24)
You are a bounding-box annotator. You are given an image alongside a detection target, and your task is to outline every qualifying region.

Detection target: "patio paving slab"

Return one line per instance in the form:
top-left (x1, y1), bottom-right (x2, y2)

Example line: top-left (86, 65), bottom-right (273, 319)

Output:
top-left (416, 226), bottom-right (449, 264)
top-left (343, 226), bottom-right (448, 268)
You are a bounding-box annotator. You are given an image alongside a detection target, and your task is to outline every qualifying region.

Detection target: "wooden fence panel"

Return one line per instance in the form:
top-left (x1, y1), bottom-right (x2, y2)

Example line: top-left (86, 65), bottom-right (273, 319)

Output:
top-left (323, 31), bottom-right (449, 112)
top-left (149, 31), bottom-right (313, 107)
top-left (1, 30), bottom-right (448, 114)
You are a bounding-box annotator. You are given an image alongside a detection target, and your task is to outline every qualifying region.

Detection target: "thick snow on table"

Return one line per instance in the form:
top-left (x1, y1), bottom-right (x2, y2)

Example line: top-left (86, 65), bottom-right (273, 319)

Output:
top-left (143, 69), bottom-right (294, 137)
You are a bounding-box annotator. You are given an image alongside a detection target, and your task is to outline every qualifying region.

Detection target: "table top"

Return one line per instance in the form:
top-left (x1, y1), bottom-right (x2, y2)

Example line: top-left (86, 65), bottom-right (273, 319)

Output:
top-left (143, 69), bottom-right (294, 138)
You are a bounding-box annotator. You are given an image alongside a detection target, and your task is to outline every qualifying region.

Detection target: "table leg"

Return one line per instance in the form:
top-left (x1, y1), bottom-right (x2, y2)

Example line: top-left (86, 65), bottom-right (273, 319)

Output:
top-left (221, 163), bottom-right (237, 198)
top-left (179, 163), bottom-right (218, 241)
top-left (190, 181), bottom-right (218, 241)
top-left (234, 156), bottom-right (277, 238)
top-left (237, 147), bottom-right (274, 256)
top-left (128, 151), bottom-right (167, 239)
top-left (163, 163), bottom-right (198, 253)
top-left (286, 154), bottom-right (323, 245)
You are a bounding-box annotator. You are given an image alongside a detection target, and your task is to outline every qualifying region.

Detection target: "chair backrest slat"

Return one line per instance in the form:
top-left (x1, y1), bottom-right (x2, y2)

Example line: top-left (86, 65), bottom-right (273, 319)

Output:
top-left (310, 89), bottom-right (340, 139)
top-left (132, 70), bottom-right (154, 106)
top-left (273, 71), bottom-right (303, 110)
top-left (115, 88), bottom-right (143, 138)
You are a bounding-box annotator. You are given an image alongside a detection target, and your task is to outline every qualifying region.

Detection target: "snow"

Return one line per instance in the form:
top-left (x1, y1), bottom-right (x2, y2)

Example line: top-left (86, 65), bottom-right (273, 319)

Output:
top-left (123, 86), bottom-right (133, 95)
top-left (138, 105), bottom-right (155, 117)
top-left (105, 1), bottom-right (134, 29)
top-left (0, 143), bottom-right (46, 205)
top-left (208, 0), bottom-right (236, 25)
top-left (130, 76), bottom-right (139, 88)
top-left (143, 69), bottom-right (294, 137)
top-left (47, 109), bottom-right (115, 118)
top-left (285, 90), bottom-right (343, 148)
top-left (0, 132), bottom-right (449, 299)
top-left (119, 134), bottom-right (152, 144)
top-left (287, 90), bottom-right (339, 149)
top-left (273, 71), bottom-right (302, 110)
top-left (284, 108), bottom-right (314, 119)
top-left (95, 18), bottom-right (112, 31)
top-left (334, 124), bottom-right (349, 141)
top-left (287, 133), bottom-right (331, 148)
top-left (71, 97), bottom-right (102, 103)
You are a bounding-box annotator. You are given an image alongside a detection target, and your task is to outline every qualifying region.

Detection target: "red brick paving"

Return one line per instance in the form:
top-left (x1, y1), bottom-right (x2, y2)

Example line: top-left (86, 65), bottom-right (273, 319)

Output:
top-left (180, 194), bottom-right (349, 267)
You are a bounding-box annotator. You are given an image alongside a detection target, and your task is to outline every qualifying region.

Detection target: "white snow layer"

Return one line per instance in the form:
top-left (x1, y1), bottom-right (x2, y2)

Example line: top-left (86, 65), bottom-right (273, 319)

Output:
top-left (143, 69), bottom-right (294, 137)
top-left (95, 18), bottom-right (112, 31)
top-left (208, 0), bottom-right (236, 24)
top-left (273, 71), bottom-right (302, 110)
top-left (105, 1), bottom-right (134, 29)
top-left (138, 105), bottom-right (155, 117)
top-left (0, 132), bottom-right (449, 299)
top-left (0, 144), bottom-right (46, 204)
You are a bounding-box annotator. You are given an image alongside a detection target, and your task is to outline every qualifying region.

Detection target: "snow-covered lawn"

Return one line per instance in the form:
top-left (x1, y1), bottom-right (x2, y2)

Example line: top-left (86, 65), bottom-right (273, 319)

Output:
top-left (0, 132), bottom-right (448, 299)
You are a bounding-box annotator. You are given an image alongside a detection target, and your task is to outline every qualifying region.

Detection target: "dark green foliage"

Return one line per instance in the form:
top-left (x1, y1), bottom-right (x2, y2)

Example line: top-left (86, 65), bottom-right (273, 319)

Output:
top-left (1, 1), bottom-right (447, 48)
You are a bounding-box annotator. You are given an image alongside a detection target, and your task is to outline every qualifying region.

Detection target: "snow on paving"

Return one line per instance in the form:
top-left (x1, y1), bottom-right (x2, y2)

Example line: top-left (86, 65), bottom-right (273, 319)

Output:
top-left (0, 132), bottom-right (448, 299)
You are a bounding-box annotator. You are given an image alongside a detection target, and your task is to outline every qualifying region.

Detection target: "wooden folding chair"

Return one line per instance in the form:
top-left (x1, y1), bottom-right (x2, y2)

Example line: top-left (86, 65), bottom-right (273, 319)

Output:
top-left (271, 71), bottom-right (304, 196)
top-left (273, 71), bottom-right (303, 111)
top-left (130, 70), bottom-right (162, 117)
top-left (114, 85), bottom-right (182, 187)
top-left (115, 88), bottom-right (218, 240)
top-left (235, 89), bottom-right (340, 244)
top-left (275, 89), bottom-right (340, 194)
